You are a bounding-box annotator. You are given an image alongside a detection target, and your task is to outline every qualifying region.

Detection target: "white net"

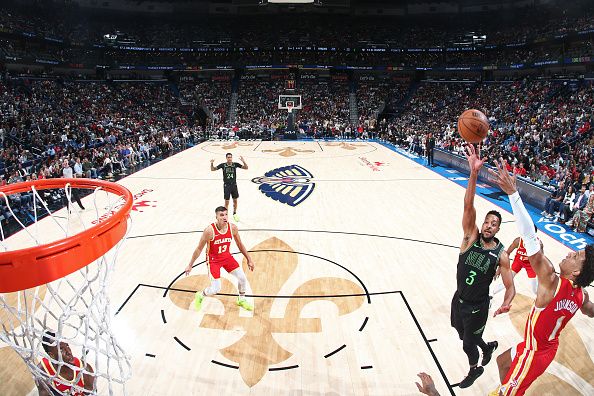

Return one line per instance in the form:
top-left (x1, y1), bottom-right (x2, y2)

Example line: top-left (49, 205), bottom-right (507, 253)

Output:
top-left (0, 181), bottom-right (132, 395)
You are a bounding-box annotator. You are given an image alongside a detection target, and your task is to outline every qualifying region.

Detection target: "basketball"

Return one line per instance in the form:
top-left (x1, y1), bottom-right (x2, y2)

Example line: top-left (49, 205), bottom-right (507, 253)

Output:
top-left (458, 109), bottom-right (490, 143)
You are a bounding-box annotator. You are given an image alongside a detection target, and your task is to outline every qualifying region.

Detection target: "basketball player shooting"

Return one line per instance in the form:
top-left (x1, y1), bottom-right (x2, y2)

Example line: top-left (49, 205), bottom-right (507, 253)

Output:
top-left (488, 159), bottom-right (594, 396)
top-left (184, 206), bottom-right (255, 311)
top-left (451, 144), bottom-right (516, 388)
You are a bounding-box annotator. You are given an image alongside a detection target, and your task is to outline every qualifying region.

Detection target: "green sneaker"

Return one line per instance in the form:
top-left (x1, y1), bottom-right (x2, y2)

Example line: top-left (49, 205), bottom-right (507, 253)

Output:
top-left (237, 297), bottom-right (253, 311)
top-left (233, 213), bottom-right (239, 222)
top-left (194, 292), bottom-right (204, 311)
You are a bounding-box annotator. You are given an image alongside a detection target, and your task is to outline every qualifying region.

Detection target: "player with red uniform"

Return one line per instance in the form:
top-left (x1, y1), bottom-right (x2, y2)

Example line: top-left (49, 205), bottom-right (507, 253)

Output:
top-left (185, 206), bottom-right (255, 311)
top-left (489, 160), bottom-right (594, 396)
top-left (37, 331), bottom-right (95, 396)
top-left (492, 228), bottom-right (542, 296)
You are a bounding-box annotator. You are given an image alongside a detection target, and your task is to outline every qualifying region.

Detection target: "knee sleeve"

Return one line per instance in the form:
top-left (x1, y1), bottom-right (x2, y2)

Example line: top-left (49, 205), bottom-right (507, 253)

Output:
top-left (231, 268), bottom-right (247, 294)
top-left (204, 279), bottom-right (221, 296)
top-left (529, 278), bottom-right (538, 295)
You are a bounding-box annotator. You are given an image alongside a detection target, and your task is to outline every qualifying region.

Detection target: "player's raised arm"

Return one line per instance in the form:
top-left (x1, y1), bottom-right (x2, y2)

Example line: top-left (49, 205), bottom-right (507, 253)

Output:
top-left (239, 156), bottom-right (248, 170)
top-left (185, 226), bottom-right (214, 276)
top-left (210, 159), bottom-right (217, 171)
top-left (489, 159), bottom-right (556, 289)
top-left (461, 144), bottom-right (484, 250)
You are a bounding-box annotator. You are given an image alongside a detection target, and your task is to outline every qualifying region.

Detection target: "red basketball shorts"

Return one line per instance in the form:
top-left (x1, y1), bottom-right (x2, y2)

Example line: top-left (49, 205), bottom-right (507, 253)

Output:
top-left (207, 256), bottom-right (239, 279)
top-left (511, 258), bottom-right (536, 278)
top-left (499, 341), bottom-right (556, 396)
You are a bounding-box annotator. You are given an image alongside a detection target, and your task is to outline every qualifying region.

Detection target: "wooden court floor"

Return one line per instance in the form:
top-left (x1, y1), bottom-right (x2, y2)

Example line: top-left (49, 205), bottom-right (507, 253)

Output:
top-left (1, 140), bottom-right (593, 395)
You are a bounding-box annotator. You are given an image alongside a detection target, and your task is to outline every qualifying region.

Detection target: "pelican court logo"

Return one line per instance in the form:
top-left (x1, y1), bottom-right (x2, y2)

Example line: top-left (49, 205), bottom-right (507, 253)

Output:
top-left (251, 165), bottom-right (315, 207)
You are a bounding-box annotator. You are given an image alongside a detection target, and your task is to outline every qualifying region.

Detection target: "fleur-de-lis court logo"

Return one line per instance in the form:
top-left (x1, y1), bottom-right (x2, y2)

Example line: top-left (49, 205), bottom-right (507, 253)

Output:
top-left (168, 237), bottom-right (365, 387)
top-left (211, 141), bottom-right (254, 150)
top-left (251, 165), bottom-right (315, 207)
top-left (261, 147), bottom-right (315, 157)
top-left (324, 142), bottom-right (367, 150)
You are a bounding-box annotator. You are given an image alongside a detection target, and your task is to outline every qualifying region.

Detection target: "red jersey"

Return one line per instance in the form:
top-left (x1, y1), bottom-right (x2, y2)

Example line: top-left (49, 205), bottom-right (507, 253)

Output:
top-left (514, 238), bottom-right (529, 264)
top-left (523, 277), bottom-right (583, 351)
top-left (207, 223), bottom-right (233, 263)
top-left (40, 356), bottom-right (85, 395)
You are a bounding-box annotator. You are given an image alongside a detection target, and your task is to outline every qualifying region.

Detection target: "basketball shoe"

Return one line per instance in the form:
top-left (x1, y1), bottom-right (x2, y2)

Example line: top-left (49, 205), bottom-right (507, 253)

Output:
top-left (237, 297), bottom-right (253, 311)
top-left (459, 366), bottom-right (484, 388)
top-left (194, 292), bottom-right (204, 311)
top-left (481, 341), bottom-right (498, 366)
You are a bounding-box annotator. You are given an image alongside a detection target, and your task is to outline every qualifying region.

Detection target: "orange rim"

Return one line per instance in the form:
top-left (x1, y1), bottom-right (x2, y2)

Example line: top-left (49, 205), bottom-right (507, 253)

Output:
top-left (0, 178), bottom-right (133, 293)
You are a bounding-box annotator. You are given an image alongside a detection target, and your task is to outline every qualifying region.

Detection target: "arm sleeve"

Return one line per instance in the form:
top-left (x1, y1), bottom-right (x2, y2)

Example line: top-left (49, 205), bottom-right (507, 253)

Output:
top-left (216, 164), bottom-right (223, 170)
top-left (508, 191), bottom-right (541, 256)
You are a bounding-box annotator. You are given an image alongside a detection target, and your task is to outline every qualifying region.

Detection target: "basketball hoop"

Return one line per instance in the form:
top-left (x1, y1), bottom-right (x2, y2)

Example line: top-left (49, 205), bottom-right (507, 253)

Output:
top-left (0, 178), bottom-right (133, 395)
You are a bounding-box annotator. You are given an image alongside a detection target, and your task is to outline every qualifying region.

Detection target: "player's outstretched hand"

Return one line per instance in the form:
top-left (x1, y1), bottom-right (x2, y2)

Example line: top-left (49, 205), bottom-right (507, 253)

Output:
top-left (488, 158), bottom-right (517, 195)
top-left (416, 372), bottom-right (439, 396)
top-left (494, 304), bottom-right (511, 317)
top-left (463, 143), bottom-right (485, 173)
top-left (247, 259), bottom-right (255, 272)
top-left (184, 264), bottom-right (193, 276)
top-left (210, 159), bottom-right (214, 163)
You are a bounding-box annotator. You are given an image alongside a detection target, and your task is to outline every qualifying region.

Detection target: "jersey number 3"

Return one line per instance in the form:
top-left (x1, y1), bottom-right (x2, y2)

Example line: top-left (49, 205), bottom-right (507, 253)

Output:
top-left (218, 245), bottom-right (228, 254)
top-left (465, 270), bottom-right (477, 285)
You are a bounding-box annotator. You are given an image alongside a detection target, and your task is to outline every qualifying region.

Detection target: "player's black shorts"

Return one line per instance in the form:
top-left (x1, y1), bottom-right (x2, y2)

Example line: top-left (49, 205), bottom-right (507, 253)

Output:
top-left (224, 183), bottom-right (239, 200)
top-left (450, 292), bottom-right (490, 340)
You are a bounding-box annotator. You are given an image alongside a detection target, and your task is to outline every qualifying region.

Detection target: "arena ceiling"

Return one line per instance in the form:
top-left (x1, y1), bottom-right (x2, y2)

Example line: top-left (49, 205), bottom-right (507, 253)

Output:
top-left (54, 0), bottom-right (577, 15)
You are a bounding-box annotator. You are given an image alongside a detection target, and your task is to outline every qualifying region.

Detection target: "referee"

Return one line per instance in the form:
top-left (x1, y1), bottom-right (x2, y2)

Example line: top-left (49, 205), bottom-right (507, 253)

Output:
top-left (211, 153), bottom-right (248, 222)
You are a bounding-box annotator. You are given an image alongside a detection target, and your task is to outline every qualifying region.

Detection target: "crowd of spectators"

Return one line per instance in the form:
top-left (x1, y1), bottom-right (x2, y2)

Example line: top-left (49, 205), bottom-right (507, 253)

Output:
top-left (235, 77), bottom-right (287, 136)
top-left (355, 79), bottom-right (410, 132)
top-left (0, 77), bottom-right (205, 225)
top-left (226, 76), bottom-right (353, 138)
top-left (179, 78), bottom-right (232, 127)
top-left (379, 79), bottom-right (593, 229)
top-left (296, 79), bottom-right (351, 138)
